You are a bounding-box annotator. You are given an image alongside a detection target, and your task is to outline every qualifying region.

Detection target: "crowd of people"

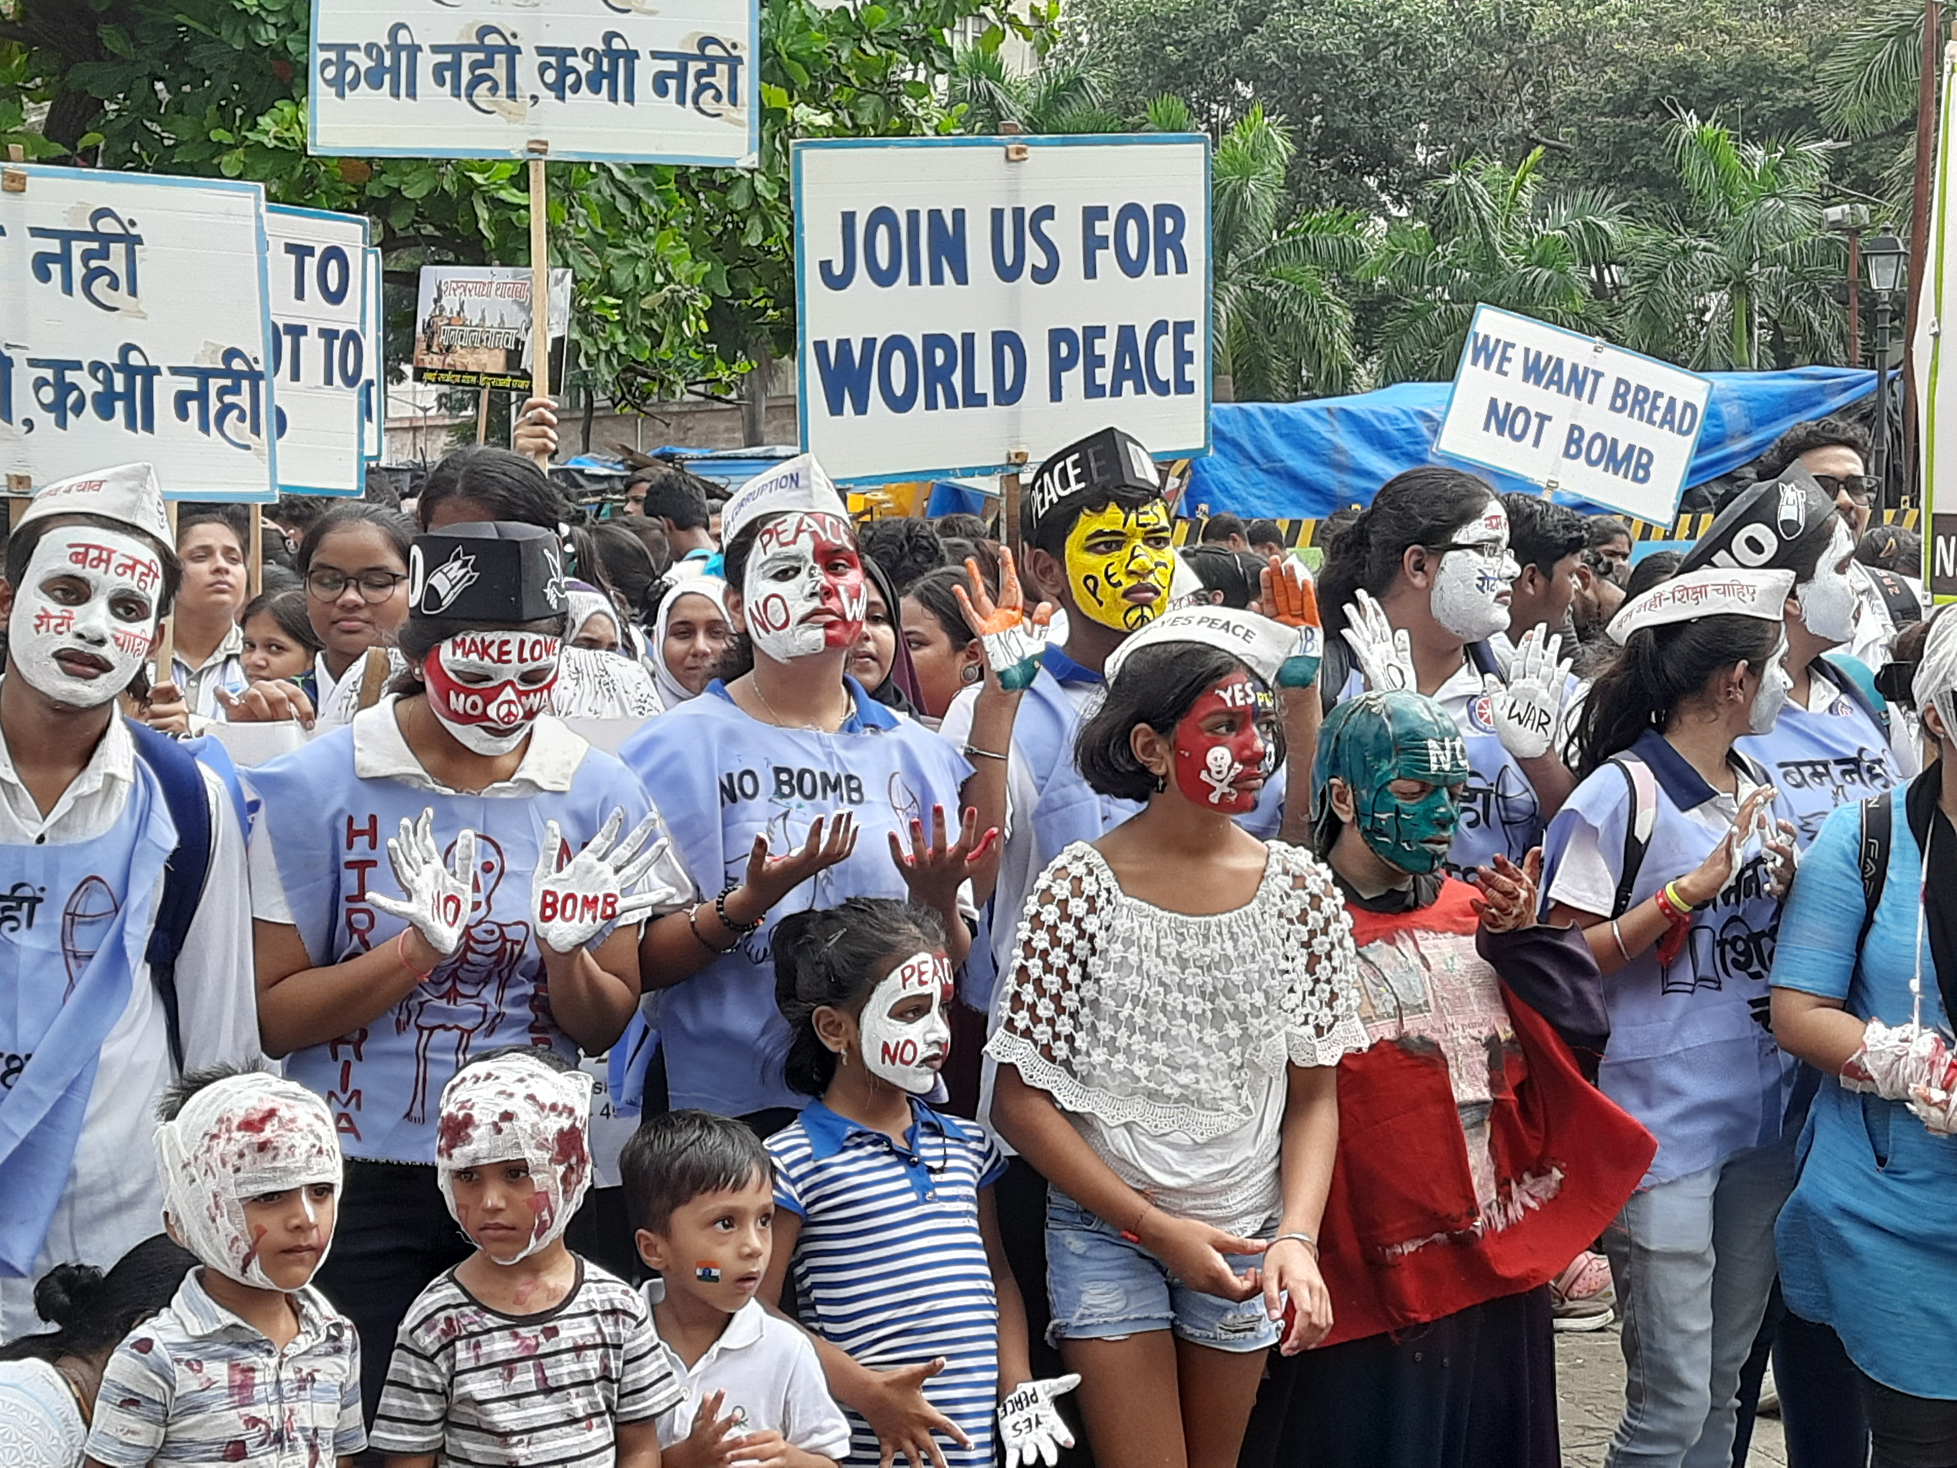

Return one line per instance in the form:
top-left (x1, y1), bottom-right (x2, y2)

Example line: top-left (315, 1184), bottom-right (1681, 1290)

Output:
top-left (0, 404), bottom-right (1948, 1468)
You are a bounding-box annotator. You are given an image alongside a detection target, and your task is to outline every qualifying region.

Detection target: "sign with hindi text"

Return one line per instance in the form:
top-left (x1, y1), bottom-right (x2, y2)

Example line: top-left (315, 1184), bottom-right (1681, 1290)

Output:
top-left (1435, 304), bottom-right (1712, 524)
top-left (267, 205), bottom-right (370, 495)
top-left (794, 135), bottom-right (1212, 484)
top-left (309, 0), bottom-right (757, 166)
top-left (0, 165), bottom-right (278, 501)
top-left (411, 265), bottom-right (571, 393)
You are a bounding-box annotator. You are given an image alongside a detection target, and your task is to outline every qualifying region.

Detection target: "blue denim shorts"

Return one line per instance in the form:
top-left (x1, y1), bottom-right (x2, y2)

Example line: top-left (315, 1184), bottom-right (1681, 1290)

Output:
top-left (1044, 1191), bottom-right (1278, 1352)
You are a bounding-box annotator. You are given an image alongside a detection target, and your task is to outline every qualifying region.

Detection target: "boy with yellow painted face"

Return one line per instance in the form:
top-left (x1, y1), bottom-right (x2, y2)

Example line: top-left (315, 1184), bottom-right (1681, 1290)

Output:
top-left (934, 427), bottom-right (1323, 1401)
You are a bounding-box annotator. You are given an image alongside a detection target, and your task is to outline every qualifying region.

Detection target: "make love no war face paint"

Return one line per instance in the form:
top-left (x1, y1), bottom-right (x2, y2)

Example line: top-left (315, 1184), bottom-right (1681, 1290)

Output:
top-left (422, 629), bottom-right (562, 755)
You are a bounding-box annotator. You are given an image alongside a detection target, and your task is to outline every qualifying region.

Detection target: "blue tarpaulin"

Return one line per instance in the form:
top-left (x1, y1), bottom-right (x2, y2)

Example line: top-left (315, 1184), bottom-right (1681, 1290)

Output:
top-left (1186, 367), bottom-right (1876, 522)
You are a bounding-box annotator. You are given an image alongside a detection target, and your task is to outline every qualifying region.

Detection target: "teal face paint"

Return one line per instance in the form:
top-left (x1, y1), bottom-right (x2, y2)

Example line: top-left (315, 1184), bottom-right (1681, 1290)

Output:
top-left (1314, 691), bottom-right (1470, 874)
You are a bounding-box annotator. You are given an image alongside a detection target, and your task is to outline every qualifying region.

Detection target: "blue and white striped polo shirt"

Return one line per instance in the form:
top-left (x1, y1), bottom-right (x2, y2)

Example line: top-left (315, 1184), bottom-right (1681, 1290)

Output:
top-left (768, 1099), bottom-right (1007, 1467)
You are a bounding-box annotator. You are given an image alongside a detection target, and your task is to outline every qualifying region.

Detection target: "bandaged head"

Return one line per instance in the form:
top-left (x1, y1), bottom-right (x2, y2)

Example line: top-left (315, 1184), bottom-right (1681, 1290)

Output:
top-left (8, 464), bottom-right (172, 708)
top-left (408, 522), bottom-right (568, 755)
top-left (1915, 609), bottom-right (1957, 742)
top-left (1313, 691), bottom-right (1470, 874)
top-left (435, 1053), bottom-right (595, 1265)
top-left (155, 1073), bottom-right (342, 1289)
top-left (860, 950), bottom-right (955, 1094)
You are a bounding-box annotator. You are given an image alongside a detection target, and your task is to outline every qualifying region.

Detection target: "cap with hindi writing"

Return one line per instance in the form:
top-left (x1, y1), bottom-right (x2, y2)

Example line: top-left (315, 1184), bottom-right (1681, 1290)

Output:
top-left (18, 463), bottom-right (171, 549)
top-left (407, 521), bottom-right (567, 625)
top-left (1026, 427), bottom-right (1162, 536)
top-left (722, 453), bottom-right (847, 546)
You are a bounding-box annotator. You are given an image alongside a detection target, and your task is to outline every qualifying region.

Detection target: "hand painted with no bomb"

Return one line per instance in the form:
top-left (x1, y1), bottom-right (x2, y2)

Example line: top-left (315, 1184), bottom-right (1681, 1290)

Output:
top-left (368, 809), bottom-right (475, 957)
top-left (531, 808), bottom-right (671, 953)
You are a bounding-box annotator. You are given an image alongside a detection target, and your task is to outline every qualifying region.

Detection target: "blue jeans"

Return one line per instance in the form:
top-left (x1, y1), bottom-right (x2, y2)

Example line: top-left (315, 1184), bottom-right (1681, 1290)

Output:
top-left (1603, 1139), bottom-right (1797, 1468)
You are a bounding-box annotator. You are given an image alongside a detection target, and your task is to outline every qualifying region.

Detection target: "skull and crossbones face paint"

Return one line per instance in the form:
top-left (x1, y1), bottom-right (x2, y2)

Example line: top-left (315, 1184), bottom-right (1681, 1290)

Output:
top-left (422, 630), bottom-right (562, 755)
top-left (436, 1054), bottom-right (595, 1266)
top-left (8, 526), bottom-right (164, 708)
top-left (743, 511), bottom-right (868, 663)
top-left (1170, 669), bottom-right (1274, 814)
top-left (860, 951), bottom-right (954, 1094)
top-left (154, 1073), bottom-right (342, 1290)
top-left (1064, 500), bottom-right (1175, 632)
top-left (1429, 501), bottom-right (1519, 642)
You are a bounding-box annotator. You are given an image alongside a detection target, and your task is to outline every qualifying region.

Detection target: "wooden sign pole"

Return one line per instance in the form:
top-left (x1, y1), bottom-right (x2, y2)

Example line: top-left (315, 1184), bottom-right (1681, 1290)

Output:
top-left (153, 503), bottom-right (179, 679)
top-left (476, 387), bottom-right (491, 446)
top-left (526, 148), bottom-right (552, 469)
top-left (1002, 472), bottom-right (1023, 557)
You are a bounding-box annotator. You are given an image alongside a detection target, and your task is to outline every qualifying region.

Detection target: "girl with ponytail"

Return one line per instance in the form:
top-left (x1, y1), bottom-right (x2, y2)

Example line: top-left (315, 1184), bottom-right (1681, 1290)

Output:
top-left (763, 898), bottom-right (1066, 1468)
top-left (1539, 567), bottom-right (1803, 1467)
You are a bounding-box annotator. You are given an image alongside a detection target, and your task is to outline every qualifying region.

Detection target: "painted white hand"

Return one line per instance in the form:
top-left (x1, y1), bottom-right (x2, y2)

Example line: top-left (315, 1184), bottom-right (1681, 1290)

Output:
top-left (1339, 590), bottom-right (1414, 693)
top-left (531, 808), bottom-right (671, 953)
top-left (998, 1374), bottom-right (1081, 1468)
top-left (1485, 624), bottom-right (1571, 760)
top-left (367, 810), bottom-right (474, 957)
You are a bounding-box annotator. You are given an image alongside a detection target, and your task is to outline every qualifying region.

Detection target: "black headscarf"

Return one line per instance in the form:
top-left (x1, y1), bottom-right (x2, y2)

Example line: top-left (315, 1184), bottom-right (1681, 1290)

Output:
top-left (859, 553), bottom-right (920, 715)
top-left (1904, 771), bottom-right (1957, 1025)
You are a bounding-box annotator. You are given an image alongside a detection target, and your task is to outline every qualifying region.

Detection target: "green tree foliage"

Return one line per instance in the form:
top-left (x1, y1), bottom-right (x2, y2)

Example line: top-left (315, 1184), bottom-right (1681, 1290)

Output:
top-left (0, 0), bottom-right (1016, 409)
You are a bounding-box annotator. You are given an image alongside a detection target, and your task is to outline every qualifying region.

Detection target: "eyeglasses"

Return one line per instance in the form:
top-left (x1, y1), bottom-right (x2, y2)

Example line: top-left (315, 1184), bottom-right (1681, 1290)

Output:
top-left (307, 568), bottom-right (409, 603)
top-left (1433, 540), bottom-right (1510, 563)
top-left (1813, 473), bottom-right (1880, 505)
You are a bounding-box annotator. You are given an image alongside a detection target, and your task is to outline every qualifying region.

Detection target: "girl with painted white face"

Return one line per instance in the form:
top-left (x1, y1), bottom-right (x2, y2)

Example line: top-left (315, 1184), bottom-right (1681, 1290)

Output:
top-left (620, 456), bottom-right (988, 1130)
top-left (1687, 473), bottom-right (1915, 851)
top-left (1317, 469), bottom-right (1576, 880)
top-left (1540, 568), bottom-right (1804, 1468)
top-left (987, 610), bottom-right (1366, 1468)
top-left (766, 896), bottom-right (1061, 1468)
top-left (246, 520), bottom-right (690, 1427)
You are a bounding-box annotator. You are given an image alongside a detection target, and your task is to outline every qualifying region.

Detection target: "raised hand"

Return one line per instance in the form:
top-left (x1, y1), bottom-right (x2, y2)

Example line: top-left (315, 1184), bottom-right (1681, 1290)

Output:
top-left (531, 809), bottom-right (674, 953)
top-left (1675, 785), bottom-right (1777, 908)
top-left (1472, 849), bottom-right (1542, 932)
top-left (1484, 624), bottom-right (1572, 761)
top-left (1260, 557), bottom-right (1324, 689)
top-left (1340, 590), bottom-right (1415, 694)
top-left (742, 813), bottom-right (860, 912)
top-left (889, 804), bottom-right (1000, 914)
top-left (368, 810), bottom-right (475, 957)
top-left (512, 394), bottom-right (559, 465)
top-left (953, 547), bottom-right (1054, 691)
top-left (997, 1375), bottom-right (1081, 1467)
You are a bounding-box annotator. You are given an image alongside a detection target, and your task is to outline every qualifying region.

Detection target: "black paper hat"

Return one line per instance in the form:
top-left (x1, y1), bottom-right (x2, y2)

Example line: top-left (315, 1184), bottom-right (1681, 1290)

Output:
top-left (406, 521), bottom-right (567, 624)
top-left (1679, 463), bottom-right (1839, 577)
top-left (1025, 426), bottom-right (1162, 537)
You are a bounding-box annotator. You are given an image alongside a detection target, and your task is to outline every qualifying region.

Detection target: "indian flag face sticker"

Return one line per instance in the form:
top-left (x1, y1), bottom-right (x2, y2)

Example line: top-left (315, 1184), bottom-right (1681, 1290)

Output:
top-left (696, 1262), bottom-right (721, 1283)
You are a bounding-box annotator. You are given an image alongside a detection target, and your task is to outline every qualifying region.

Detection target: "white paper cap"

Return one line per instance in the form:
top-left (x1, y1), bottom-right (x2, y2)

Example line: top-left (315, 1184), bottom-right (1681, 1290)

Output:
top-left (1606, 567), bottom-right (1795, 645)
top-left (1105, 605), bottom-right (1300, 688)
top-left (721, 454), bottom-right (847, 545)
top-left (18, 462), bottom-right (172, 550)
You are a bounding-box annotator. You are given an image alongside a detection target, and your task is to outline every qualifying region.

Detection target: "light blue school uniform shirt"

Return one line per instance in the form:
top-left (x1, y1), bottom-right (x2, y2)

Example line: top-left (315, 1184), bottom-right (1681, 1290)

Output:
top-left (768, 1099), bottom-right (1007, 1467)
top-left (1736, 660), bottom-right (1900, 850)
top-left (1770, 779), bottom-right (1957, 1401)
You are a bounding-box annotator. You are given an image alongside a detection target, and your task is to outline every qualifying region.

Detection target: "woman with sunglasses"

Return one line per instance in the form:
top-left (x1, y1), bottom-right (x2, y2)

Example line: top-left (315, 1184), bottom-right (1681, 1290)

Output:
top-left (219, 504), bottom-right (414, 726)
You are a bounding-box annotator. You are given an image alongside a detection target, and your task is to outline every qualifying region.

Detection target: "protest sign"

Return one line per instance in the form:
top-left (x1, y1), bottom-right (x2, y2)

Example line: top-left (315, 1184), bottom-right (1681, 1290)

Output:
top-left (360, 246), bottom-right (385, 465)
top-left (411, 265), bottom-right (571, 393)
top-left (267, 205), bottom-right (369, 495)
top-left (794, 135), bottom-right (1212, 484)
top-left (1435, 304), bottom-right (1712, 524)
top-left (1917, 40), bottom-right (1957, 599)
top-left (0, 163), bottom-right (278, 502)
top-left (308, 0), bottom-right (757, 167)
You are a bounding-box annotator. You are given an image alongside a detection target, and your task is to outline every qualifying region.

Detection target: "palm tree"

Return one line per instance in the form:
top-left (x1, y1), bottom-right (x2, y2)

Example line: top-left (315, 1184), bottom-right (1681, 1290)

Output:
top-left (1195, 102), bottom-right (1363, 400)
top-left (1618, 112), bottom-right (1843, 369)
top-left (1818, 0), bottom-right (1946, 208)
top-left (1365, 148), bottom-right (1625, 384)
top-left (947, 48), bottom-right (1129, 135)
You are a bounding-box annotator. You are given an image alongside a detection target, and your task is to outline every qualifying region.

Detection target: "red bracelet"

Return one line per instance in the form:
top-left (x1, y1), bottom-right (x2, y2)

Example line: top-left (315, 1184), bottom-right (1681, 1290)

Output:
top-left (1652, 882), bottom-right (1694, 966)
top-left (396, 928), bottom-right (432, 980)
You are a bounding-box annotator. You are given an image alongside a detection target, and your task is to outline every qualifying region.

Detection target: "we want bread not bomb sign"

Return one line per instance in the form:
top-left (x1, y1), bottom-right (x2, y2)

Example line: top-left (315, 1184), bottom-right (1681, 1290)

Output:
top-left (1436, 304), bottom-right (1712, 524)
top-left (795, 135), bottom-right (1211, 483)
top-left (0, 165), bottom-right (278, 501)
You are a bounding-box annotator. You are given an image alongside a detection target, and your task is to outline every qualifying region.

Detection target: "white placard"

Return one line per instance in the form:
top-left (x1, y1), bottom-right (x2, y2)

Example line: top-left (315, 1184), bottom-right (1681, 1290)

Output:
top-left (359, 246), bottom-right (384, 467)
top-left (1435, 304), bottom-right (1712, 524)
top-left (308, 0), bottom-right (757, 167)
top-left (267, 205), bottom-right (369, 495)
top-left (794, 135), bottom-right (1212, 484)
top-left (0, 164), bottom-right (278, 502)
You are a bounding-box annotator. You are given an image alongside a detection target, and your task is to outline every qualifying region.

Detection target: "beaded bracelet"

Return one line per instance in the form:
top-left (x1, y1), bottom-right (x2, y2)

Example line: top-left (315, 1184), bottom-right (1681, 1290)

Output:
top-left (716, 884), bottom-right (763, 938)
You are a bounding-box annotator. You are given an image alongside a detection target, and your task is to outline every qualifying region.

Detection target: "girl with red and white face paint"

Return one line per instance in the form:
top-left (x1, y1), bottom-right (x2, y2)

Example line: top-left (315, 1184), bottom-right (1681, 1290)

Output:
top-left (620, 456), bottom-right (992, 1128)
top-left (247, 519), bottom-right (691, 1426)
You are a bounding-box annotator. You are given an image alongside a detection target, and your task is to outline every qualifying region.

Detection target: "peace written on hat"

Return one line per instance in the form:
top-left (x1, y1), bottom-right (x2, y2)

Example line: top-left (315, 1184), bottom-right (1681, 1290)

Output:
top-left (1025, 426), bottom-right (1162, 536)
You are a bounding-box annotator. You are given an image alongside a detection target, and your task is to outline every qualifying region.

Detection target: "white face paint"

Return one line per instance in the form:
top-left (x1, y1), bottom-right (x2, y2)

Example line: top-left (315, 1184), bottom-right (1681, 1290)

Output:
top-left (422, 630), bottom-right (562, 756)
top-left (1748, 629), bottom-right (1793, 734)
top-left (860, 950), bottom-right (953, 1095)
top-left (1794, 520), bottom-right (1859, 645)
top-left (8, 526), bottom-right (163, 707)
top-left (1429, 501), bottom-right (1518, 642)
top-left (742, 512), bottom-right (867, 663)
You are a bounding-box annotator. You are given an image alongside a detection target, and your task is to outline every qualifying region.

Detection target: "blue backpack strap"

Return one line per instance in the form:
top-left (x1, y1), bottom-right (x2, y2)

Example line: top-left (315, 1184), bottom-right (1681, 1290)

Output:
top-left (123, 721), bottom-right (216, 1075)
top-left (1819, 651), bottom-right (1890, 737)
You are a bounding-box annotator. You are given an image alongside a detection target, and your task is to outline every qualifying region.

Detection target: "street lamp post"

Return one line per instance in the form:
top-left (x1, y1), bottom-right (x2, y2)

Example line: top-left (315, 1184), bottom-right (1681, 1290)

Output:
top-left (1864, 232), bottom-right (1907, 511)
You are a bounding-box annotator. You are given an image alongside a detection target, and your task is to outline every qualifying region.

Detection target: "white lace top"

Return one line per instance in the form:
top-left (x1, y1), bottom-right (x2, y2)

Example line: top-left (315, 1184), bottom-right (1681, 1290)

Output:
top-left (986, 840), bottom-right (1367, 1233)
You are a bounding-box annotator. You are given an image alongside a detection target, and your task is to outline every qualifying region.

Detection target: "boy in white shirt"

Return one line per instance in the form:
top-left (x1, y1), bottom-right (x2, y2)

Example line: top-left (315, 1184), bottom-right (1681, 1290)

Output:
top-left (621, 1111), bottom-right (848, 1468)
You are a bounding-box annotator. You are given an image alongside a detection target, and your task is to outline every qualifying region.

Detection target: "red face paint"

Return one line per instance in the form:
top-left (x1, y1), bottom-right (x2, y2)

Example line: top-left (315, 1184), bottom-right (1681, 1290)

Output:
top-left (745, 512), bottom-right (868, 658)
top-left (1170, 670), bottom-right (1270, 814)
top-left (423, 632), bottom-right (562, 752)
